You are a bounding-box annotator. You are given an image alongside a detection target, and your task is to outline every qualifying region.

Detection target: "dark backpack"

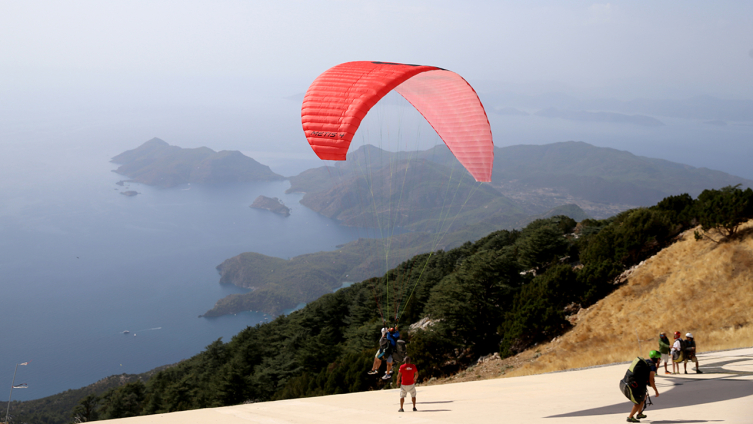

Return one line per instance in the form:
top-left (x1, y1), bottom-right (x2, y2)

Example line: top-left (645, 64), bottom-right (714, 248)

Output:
top-left (679, 339), bottom-right (687, 353)
top-left (623, 357), bottom-right (651, 388)
top-left (393, 339), bottom-right (407, 364)
top-left (684, 339), bottom-right (695, 355)
top-left (378, 336), bottom-right (392, 357)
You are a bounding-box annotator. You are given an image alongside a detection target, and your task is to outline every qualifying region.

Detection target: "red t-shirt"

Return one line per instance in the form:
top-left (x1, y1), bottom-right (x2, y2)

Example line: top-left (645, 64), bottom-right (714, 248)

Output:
top-left (399, 363), bottom-right (417, 385)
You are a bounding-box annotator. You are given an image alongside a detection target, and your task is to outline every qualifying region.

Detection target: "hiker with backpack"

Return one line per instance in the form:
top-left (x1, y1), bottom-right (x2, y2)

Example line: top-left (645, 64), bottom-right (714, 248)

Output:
top-left (682, 333), bottom-right (702, 374)
top-left (620, 350), bottom-right (661, 423)
top-left (670, 331), bottom-right (684, 374)
top-left (368, 328), bottom-right (392, 375)
top-left (658, 332), bottom-right (671, 374)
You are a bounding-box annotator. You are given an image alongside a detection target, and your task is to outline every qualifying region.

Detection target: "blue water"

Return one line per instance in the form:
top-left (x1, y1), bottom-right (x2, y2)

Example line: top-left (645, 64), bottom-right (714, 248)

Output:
top-left (0, 144), bottom-right (360, 401)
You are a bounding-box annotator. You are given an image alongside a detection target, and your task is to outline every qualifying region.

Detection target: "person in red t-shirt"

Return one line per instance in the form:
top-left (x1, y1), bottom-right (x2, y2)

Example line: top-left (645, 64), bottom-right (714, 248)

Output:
top-left (397, 357), bottom-right (418, 412)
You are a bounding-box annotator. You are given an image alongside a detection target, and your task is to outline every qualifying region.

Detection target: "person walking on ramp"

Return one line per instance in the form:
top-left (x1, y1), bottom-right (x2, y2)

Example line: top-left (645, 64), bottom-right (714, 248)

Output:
top-left (620, 350), bottom-right (661, 423)
top-left (397, 356), bottom-right (418, 412)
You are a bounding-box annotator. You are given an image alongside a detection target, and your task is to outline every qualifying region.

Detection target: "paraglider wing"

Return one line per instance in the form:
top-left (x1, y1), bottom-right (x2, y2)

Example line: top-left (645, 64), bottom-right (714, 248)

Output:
top-left (394, 70), bottom-right (493, 182)
top-left (301, 61), bottom-right (493, 182)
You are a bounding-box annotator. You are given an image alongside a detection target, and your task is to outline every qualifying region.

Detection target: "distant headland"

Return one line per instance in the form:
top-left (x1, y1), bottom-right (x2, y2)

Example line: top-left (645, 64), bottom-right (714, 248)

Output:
top-left (111, 138), bottom-right (285, 188)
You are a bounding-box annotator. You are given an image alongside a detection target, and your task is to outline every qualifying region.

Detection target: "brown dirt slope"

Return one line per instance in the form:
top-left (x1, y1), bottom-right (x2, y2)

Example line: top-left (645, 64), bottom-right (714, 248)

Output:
top-left (426, 220), bottom-right (753, 384)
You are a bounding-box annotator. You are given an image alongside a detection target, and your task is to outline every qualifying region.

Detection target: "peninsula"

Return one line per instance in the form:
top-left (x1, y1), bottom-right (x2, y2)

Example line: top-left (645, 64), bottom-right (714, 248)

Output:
top-left (111, 138), bottom-right (285, 188)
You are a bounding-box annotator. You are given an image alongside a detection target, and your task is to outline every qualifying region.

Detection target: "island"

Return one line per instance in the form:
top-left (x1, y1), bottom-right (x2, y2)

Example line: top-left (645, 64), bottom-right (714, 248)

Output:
top-left (111, 138), bottom-right (285, 188)
top-left (120, 191), bottom-right (139, 197)
top-left (250, 196), bottom-right (290, 217)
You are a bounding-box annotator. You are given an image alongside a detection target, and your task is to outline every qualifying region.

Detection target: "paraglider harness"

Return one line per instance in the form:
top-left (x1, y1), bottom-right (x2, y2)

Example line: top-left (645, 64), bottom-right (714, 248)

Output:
top-left (377, 334), bottom-right (392, 359)
top-left (620, 357), bottom-right (652, 405)
top-left (377, 324), bottom-right (406, 363)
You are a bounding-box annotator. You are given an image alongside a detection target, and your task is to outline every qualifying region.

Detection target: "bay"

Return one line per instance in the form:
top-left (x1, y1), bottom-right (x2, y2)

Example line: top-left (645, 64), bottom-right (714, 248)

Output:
top-left (0, 141), bottom-right (359, 401)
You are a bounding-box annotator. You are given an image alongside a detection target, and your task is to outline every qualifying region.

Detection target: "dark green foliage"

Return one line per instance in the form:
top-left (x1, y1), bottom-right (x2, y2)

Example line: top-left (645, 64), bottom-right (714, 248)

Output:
top-left (427, 249), bottom-right (522, 354)
top-left (71, 394), bottom-right (100, 422)
top-left (695, 185), bottom-right (753, 239)
top-left (516, 217), bottom-right (573, 271)
top-left (474, 229), bottom-right (520, 252)
top-left (500, 265), bottom-right (578, 355)
top-left (408, 328), bottom-right (461, 378)
top-left (579, 208), bottom-right (675, 267)
top-left (576, 259), bottom-right (624, 305)
top-left (652, 193), bottom-right (696, 227)
top-left (99, 381), bottom-right (146, 419)
top-left (274, 350), bottom-right (376, 400)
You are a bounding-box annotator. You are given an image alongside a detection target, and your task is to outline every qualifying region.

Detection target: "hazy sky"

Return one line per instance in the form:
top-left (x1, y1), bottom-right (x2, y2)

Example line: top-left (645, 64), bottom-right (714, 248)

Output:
top-left (3, 1), bottom-right (753, 100)
top-left (2, 1), bottom-right (753, 176)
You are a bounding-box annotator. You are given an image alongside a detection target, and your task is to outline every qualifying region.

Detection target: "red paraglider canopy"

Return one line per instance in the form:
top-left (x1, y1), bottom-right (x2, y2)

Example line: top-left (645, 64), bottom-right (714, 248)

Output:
top-left (301, 61), bottom-right (494, 182)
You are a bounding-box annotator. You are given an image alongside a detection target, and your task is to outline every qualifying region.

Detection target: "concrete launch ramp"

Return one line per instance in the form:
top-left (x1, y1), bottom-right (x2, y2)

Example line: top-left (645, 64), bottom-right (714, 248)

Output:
top-left (107, 347), bottom-right (753, 423)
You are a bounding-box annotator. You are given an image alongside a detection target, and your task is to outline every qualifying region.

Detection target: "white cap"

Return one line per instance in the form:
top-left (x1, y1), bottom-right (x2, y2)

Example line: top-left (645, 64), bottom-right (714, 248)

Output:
top-left (381, 327), bottom-right (387, 335)
top-left (686, 332), bottom-right (693, 338)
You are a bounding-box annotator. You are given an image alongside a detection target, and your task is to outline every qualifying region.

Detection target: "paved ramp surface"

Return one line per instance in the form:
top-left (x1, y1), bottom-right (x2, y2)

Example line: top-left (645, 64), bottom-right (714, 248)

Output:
top-left (107, 348), bottom-right (753, 423)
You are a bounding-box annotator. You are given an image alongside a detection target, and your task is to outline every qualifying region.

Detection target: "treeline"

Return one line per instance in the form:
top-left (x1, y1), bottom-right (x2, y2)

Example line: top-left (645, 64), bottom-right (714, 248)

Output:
top-left (28, 186), bottom-right (753, 423)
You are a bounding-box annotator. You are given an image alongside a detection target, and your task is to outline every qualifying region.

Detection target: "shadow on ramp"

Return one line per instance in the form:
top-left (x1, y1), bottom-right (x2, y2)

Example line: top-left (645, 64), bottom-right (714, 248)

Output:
top-left (546, 377), bottom-right (752, 418)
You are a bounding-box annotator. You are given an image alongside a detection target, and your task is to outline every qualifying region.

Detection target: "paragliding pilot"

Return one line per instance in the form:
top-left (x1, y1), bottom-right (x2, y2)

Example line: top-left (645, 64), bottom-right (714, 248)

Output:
top-left (383, 327), bottom-right (401, 379)
top-left (620, 350), bottom-right (661, 423)
top-left (368, 326), bottom-right (401, 379)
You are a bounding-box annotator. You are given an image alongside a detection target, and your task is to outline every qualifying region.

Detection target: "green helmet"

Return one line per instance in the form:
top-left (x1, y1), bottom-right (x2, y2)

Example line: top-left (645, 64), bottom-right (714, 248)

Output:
top-left (649, 350), bottom-right (661, 359)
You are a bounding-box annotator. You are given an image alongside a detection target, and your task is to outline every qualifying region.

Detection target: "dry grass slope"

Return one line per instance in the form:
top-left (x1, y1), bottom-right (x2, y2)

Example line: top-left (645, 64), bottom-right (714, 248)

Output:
top-left (505, 220), bottom-right (753, 377)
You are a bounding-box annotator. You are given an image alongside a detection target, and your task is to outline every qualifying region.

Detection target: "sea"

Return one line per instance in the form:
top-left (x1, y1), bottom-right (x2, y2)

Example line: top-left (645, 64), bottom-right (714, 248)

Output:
top-left (0, 121), bottom-right (366, 401)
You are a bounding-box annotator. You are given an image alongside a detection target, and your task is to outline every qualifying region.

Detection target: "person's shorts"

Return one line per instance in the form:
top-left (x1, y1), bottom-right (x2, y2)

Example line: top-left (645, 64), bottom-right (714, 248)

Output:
top-left (619, 380), bottom-right (646, 405)
top-left (400, 384), bottom-right (416, 398)
top-left (376, 349), bottom-right (393, 363)
top-left (661, 353), bottom-right (669, 363)
top-left (684, 353), bottom-right (696, 362)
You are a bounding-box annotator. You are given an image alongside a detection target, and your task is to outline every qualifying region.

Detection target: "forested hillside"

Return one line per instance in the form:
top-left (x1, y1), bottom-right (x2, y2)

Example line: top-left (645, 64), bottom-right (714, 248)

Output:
top-left (13, 185), bottom-right (753, 423)
top-left (506, 218), bottom-right (753, 378)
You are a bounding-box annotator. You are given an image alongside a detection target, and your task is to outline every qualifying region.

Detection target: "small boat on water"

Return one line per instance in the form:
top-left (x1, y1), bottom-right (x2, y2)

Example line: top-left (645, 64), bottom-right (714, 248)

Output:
top-left (122, 330), bottom-right (130, 334)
